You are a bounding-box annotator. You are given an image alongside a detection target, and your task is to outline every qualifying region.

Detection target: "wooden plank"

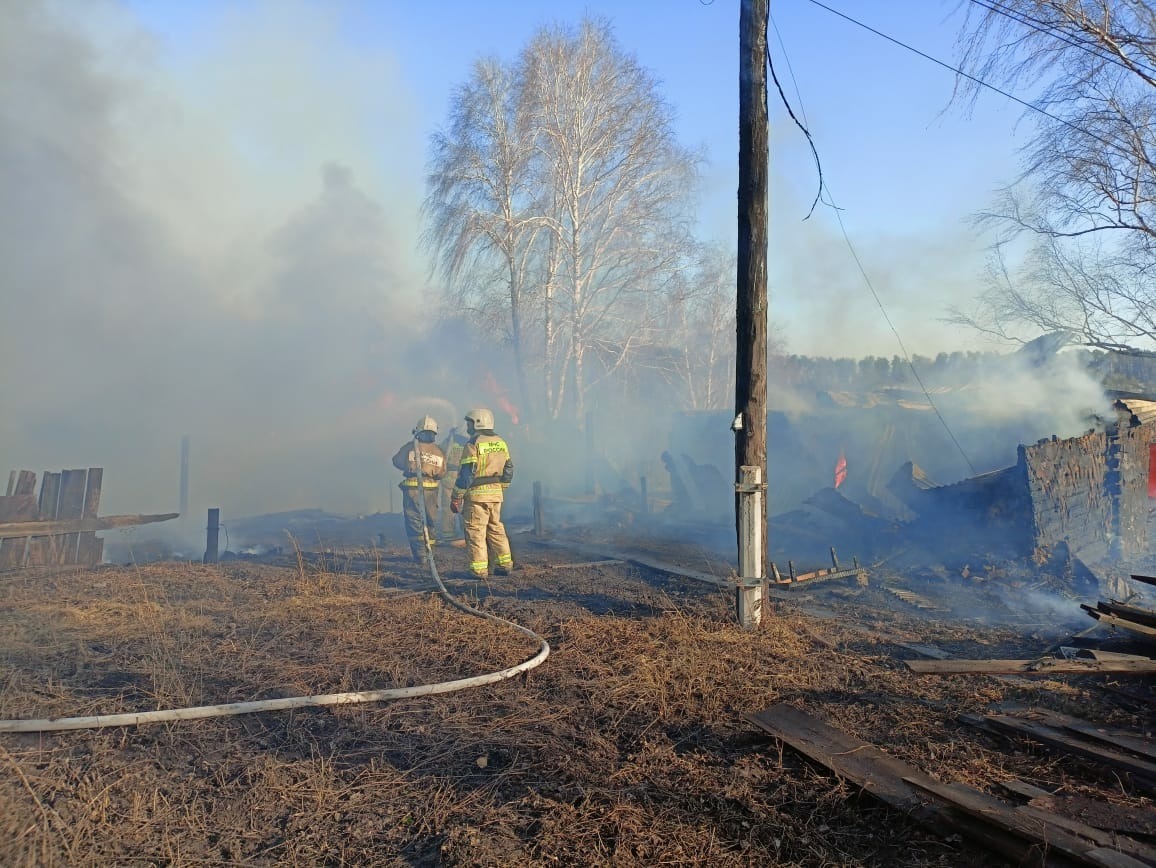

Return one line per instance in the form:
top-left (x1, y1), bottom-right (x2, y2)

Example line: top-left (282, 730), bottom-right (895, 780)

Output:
top-left (1014, 802), bottom-right (1156, 864)
top-left (1101, 685), bottom-right (1156, 712)
top-left (747, 704), bottom-right (946, 821)
top-left (998, 779), bottom-right (1055, 801)
top-left (76, 467), bottom-right (103, 565)
top-left (1099, 601), bottom-right (1156, 630)
top-left (772, 565), bottom-right (868, 589)
top-left (1018, 793), bottom-right (1156, 843)
top-left (1078, 649), bottom-right (1156, 662)
top-left (897, 642), bottom-right (952, 660)
top-left (747, 704), bottom-right (1109, 867)
top-left (0, 471), bottom-right (37, 568)
top-left (993, 706), bottom-right (1156, 762)
top-left (43, 471), bottom-right (62, 517)
top-left (1083, 610), bottom-right (1156, 640)
top-left (13, 471), bottom-right (35, 495)
top-left (0, 513), bottom-right (180, 539)
top-left (906, 657), bottom-right (1156, 675)
top-left (964, 714), bottom-right (1156, 794)
top-left (26, 471), bottom-right (61, 566)
top-left (525, 537), bottom-right (794, 598)
top-left (905, 778), bottom-right (1154, 868)
top-left (55, 469), bottom-right (87, 564)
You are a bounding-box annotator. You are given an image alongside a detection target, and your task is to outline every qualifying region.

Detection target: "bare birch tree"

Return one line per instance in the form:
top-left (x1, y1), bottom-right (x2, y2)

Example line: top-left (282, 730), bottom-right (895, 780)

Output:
top-left (522, 19), bottom-right (700, 421)
top-left (949, 0), bottom-right (1156, 350)
top-left (424, 18), bottom-right (702, 424)
top-left (422, 57), bottom-right (544, 418)
top-left (653, 243), bottom-right (737, 410)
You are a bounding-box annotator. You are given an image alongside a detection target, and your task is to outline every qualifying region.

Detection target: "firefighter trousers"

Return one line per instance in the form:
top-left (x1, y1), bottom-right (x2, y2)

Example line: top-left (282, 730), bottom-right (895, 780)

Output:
top-left (402, 487), bottom-right (440, 561)
top-left (462, 499), bottom-right (512, 577)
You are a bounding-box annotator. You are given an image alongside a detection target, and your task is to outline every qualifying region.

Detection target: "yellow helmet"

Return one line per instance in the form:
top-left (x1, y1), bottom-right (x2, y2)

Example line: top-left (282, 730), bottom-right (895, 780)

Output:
top-left (413, 415), bottom-right (438, 436)
top-left (465, 407), bottom-right (494, 430)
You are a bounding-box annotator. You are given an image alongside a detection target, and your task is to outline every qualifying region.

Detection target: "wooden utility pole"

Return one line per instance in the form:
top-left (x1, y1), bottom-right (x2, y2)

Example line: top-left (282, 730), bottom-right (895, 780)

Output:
top-left (735, 0), bottom-right (769, 628)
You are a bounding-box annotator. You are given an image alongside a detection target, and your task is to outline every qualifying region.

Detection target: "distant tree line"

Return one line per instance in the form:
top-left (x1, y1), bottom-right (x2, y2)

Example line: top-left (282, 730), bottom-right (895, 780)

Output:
top-left (768, 348), bottom-right (1156, 397)
top-left (769, 351), bottom-right (1007, 392)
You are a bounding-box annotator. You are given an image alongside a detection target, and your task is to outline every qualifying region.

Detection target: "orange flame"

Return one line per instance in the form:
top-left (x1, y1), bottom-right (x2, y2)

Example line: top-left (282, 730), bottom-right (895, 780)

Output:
top-left (481, 371), bottom-right (520, 425)
top-left (834, 450), bottom-right (847, 489)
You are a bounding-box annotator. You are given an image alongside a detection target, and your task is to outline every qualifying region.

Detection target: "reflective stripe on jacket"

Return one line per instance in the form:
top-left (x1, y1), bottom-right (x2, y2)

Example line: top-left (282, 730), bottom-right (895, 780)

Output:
top-left (453, 433), bottom-right (512, 503)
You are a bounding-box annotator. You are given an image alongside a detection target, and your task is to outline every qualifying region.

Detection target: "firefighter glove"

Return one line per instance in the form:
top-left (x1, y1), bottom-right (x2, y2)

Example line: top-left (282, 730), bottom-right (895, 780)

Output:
top-left (450, 496), bottom-right (463, 514)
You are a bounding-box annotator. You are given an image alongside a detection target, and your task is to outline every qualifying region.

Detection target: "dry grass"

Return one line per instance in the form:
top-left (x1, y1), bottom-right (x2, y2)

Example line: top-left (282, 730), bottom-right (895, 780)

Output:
top-left (0, 550), bottom-right (1150, 866)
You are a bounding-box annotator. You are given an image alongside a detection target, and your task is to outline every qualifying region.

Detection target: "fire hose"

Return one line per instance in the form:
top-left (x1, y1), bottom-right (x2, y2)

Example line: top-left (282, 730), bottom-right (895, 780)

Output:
top-left (0, 439), bottom-right (549, 733)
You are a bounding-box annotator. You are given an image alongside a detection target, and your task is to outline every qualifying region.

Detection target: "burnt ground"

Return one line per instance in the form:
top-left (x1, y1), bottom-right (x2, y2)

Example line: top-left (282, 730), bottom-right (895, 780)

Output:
top-left (0, 517), bottom-right (1154, 867)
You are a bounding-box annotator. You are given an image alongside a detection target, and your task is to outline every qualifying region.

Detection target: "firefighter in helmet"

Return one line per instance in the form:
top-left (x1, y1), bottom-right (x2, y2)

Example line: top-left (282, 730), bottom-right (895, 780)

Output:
top-left (450, 407), bottom-right (514, 578)
top-left (437, 424), bottom-right (470, 544)
top-left (391, 415), bottom-right (447, 562)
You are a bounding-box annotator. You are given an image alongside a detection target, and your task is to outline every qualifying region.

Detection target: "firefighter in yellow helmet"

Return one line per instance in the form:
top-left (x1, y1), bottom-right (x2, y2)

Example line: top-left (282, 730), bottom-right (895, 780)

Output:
top-left (450, 407), bottom-right (514, 578)
top-left (391, 415), bottom-right (446, 562)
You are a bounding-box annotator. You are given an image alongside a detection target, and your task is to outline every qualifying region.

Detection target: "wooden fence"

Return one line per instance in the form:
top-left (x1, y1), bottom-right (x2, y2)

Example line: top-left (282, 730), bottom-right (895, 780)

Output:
top-left (0, 468), bottom-right (106, 567)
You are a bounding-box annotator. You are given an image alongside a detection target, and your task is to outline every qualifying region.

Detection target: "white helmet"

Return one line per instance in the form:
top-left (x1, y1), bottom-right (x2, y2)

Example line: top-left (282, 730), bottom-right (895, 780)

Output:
top-left (465, 407), bottom-right (494, 430)
top-left (413, 415), bottom-right (438, 436)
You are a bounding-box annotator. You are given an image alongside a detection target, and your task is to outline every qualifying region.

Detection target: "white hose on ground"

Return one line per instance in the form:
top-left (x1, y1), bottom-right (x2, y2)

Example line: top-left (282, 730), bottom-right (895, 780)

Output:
top-left (0, 439), bottom-right (550, 733)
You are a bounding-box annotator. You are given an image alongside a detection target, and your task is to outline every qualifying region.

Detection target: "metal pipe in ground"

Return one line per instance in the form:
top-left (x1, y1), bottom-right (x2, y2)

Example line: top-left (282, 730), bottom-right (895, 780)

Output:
top-left (735, 465), bottom-right (764, 628)
top-left (533, 481), bottom-right (543, 536)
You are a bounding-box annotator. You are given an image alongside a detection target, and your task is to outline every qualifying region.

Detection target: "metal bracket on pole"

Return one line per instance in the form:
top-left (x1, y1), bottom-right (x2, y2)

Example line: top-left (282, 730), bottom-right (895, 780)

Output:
top-left (735, 465), bottom-right (764, 629)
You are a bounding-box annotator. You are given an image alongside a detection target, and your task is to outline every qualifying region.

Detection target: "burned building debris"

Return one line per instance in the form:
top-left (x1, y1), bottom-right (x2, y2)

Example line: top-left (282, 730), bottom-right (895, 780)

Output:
top-left (658, 382), bottom-right (1156, 602)
top-left (899, 399), bottom-right (1156, 578)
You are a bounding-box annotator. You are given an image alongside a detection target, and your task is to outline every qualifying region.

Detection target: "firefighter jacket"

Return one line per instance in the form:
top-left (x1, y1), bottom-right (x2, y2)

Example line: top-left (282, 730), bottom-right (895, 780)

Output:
top-left (453, 432), bottom-right (513, 503)
top-left (391, 440), bottom-right (446, 489)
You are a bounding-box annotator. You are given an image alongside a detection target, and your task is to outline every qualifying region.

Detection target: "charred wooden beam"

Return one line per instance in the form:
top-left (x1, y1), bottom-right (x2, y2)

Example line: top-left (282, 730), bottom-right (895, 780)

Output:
top-left (1096, 600), bottom-right (1156, 629)
top-left (747, 704), bottom-right (1153, 867)
top-left (770, 561), bottom-right (867, 589)
top-left (1081, 605), bottom-right (1156, 640)
top-left (961, 713), bottom-right (1156, 795)
top-left (989, 705), bottom-right (1156, 762)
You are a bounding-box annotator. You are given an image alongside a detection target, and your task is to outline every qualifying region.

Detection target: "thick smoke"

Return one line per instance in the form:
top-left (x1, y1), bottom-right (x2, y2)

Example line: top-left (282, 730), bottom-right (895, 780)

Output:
top-left (0, 0), bottom-right (1110, 581)
top-left (0, 1), bottom-right (469, 530)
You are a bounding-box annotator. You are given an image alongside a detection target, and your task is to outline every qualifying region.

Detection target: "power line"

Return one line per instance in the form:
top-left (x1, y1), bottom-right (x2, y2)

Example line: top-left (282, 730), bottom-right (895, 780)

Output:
top-left (803, 0), bottom-right (1120, 152)
top-left (766, 12), bottom-right (978, 476)
top-left (827, 205), bottom-right (978, 477)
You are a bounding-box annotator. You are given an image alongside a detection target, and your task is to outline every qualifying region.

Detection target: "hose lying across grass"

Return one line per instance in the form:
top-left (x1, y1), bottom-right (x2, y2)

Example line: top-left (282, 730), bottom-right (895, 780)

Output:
top-left (0, 448), bottom-right (550, 733)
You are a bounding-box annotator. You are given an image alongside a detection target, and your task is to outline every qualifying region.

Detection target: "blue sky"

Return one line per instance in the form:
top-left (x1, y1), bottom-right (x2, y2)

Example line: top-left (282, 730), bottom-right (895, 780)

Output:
top-left (120, 0), bottom-right (1031, 354)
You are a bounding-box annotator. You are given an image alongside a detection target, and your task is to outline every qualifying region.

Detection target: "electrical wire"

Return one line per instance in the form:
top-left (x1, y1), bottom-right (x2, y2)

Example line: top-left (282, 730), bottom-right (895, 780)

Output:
top-left (827, 208), bottom-right (979, 476)
top-left (0, 444), bottom-right (549, 733)
top-left (768, 11), bottom-right (979, 476)
top-left (802, 0), bottom-right (1121, 152)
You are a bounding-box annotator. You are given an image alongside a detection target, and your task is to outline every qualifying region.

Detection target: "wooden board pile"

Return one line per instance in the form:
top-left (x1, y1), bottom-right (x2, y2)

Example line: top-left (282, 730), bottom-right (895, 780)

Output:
top-left (1079, 574), bottom-right (1156, 644)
